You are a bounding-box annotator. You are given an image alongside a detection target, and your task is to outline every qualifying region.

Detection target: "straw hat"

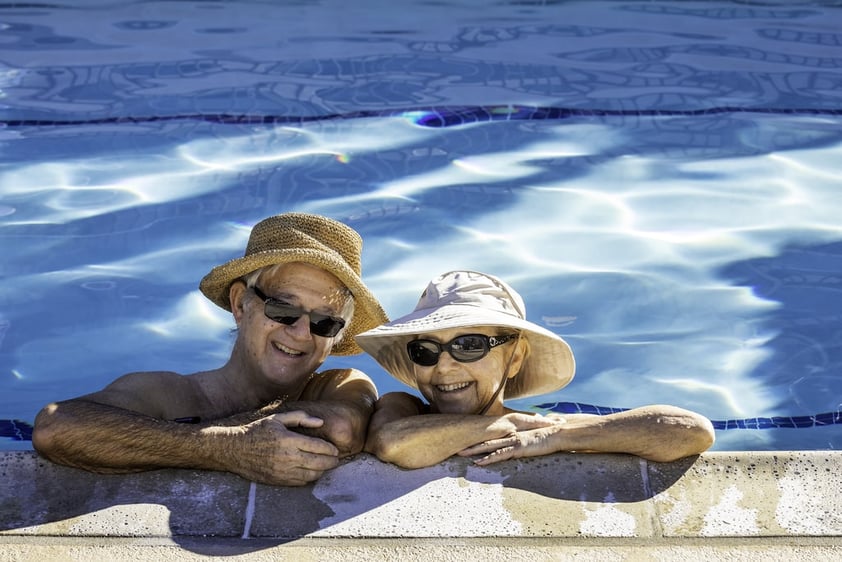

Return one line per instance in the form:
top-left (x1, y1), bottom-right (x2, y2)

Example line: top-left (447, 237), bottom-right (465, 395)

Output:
top-left (200, 212), bottom-right (388, 355)
top-left (355, 270), bottom-right (575, 399)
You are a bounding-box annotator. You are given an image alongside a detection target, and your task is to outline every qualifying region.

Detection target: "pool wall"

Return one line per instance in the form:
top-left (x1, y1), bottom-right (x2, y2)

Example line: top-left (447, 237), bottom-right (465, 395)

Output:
top-left (1, 451), bottom-right (839, 559)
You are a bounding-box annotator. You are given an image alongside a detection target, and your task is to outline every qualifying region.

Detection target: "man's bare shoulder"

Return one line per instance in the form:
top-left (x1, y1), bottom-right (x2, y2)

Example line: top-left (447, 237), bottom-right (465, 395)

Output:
top-left (301, 368), bottom-right (376, 401)
top-left (80, 370), bottom-right (209, 419)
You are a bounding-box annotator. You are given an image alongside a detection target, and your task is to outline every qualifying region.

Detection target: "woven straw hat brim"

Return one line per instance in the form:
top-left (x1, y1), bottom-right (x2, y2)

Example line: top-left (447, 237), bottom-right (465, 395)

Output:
top-left (200, 248), bottom-right (388, 356)
top-left (355, 303), bottom-right (575, 399)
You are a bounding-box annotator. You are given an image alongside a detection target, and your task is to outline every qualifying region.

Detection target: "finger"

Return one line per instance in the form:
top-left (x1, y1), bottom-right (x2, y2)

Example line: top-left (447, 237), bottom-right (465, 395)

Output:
top-left (518, 416), bottom-right (556, 430)
top-left (296, 448), bottom-right (341, 470)
top-left (458, 444), bottom-right (489, 456)
top-left (273, 410), bottom-right (325, 429)
top-left (297, 467), bottom-right (328, 483)
top-left (241, 463), bottom-right (328, 486)
top-left (273, 470), bottom-right (324, 487)
top-left (528, 418), bottom-right (557, 429)
top-left (473, 446), bottom-right (516, 466)
top-left (287, 433), bottom-right (341, 457)
top-left (459, 438), bottom-right (510, 456)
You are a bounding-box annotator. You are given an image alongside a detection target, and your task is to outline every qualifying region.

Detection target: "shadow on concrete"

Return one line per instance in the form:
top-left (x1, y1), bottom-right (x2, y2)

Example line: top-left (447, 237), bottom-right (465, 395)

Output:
top-left (0, 451), bottom-right (694, 554)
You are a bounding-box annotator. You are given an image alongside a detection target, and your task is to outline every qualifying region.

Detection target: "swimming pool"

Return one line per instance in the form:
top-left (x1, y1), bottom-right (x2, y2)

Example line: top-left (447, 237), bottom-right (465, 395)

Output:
top-left (1, 0), bottom-right (841, 452)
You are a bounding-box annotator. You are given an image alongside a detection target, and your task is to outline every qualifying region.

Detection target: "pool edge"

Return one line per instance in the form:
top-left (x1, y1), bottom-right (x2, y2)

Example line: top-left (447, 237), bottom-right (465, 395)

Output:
top-left (1, 450), bottom-right (839, 558)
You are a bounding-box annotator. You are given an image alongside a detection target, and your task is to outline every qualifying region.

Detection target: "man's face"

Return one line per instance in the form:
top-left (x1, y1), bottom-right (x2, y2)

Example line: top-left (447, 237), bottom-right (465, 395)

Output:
top-left (235, 262), bottom-right (352, 394)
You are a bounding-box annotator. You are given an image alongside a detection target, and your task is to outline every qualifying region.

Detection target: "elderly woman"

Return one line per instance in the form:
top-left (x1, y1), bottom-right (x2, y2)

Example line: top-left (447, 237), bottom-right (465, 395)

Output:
top-left (356, 270), bottom-right (715, 469)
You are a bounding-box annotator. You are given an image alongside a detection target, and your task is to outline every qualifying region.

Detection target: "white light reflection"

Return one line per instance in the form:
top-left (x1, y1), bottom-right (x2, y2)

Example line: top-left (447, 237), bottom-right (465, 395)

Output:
top-left (652, 378), bottom-right (758, 418)
top-left (302, 123), bottom-right (614, 210)
top-left (351, 137), bottom-right (842, 424)
top-left (0, 119), bottom-right (436, 226)
top-left (142, 292), bottom-right (232, 340)
top-left (6, 222), bottom-right (252, 291)
top-left (5, 113), bottom-right (842, 440)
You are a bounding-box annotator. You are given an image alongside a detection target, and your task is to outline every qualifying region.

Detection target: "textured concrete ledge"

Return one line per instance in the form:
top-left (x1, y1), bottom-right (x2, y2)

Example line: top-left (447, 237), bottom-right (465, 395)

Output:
top-left (1, 451), bottom-right (840, 559)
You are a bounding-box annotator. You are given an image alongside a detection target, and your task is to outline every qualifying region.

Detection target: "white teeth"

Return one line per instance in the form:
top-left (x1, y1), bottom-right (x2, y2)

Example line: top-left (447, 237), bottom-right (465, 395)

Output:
top-left (436, 382), bottom-right (471, 392)
top-left (274, 342), bottom-right (303, 356)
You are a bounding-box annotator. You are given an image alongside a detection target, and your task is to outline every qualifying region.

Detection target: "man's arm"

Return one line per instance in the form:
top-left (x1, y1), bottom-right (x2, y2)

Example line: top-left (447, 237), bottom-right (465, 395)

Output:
top-left (273, 368), bottom-right (378, 457)
top-left (32, 372), bottom-right (341, 486)
top-left (364, 392), bottom-right (556, 469)
top-left (460, 405), bottom-right (716, 464)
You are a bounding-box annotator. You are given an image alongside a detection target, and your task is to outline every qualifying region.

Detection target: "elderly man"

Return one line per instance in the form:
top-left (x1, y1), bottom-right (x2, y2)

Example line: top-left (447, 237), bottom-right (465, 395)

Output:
top-left (33, 213), bottom-right (388, 486)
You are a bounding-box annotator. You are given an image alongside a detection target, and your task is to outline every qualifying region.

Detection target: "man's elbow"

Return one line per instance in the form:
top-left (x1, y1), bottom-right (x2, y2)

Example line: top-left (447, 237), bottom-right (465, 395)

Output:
top-left (31, 403), bottom-right (63, 461)
top-left (326, 416), bottom-right (366, 457)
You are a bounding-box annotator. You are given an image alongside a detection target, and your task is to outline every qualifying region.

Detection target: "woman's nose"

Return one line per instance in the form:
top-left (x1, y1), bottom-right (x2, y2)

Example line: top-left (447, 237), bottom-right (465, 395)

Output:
top-left (435, 350), bottom-right (461, 372)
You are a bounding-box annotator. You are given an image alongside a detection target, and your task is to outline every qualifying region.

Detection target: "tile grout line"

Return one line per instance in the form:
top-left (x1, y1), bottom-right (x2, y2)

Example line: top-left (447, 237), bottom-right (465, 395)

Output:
top-left (639, 458), bottom-right (664, 537)
top-left (639, 458), bottom-right (652, 499)
top-left (241, 481), bottom-right (257, 539)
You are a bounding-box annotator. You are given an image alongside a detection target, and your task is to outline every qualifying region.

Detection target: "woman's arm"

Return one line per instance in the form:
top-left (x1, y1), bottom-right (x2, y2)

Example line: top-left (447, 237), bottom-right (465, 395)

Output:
top-left (460, 405), bottom-right (715, 464)
top-left (364, 392), bottom-right (556, 469)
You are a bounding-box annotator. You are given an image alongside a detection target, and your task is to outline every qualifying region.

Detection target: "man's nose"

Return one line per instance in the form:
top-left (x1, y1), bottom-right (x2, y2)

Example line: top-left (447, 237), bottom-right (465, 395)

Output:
top-left (285, 314), bottom-right (312, 337)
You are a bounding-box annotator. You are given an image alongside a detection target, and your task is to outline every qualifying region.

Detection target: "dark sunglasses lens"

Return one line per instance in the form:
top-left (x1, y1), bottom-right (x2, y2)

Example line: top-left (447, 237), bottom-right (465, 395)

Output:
top-left (310, 314), bottom-right (345, 338)
top-left (264, 303), bottom-right (344, 337)
top-left (407, 340), bottom-right (440, 366)
top-left (264, 303), bottom-right (302, 326)
top-left (449, 335), bottom-right (490, 362)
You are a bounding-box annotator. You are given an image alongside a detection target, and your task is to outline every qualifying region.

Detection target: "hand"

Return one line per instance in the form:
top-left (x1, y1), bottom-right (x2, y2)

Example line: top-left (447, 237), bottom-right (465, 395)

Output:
top-left (280, 399), bottom-right (369, 457)
top-left (459, 423), bottom-right (562, 466)
top-left (500, 412), bottom-right (559, 432)
top-left (225, 410), bottom-right (341, 486)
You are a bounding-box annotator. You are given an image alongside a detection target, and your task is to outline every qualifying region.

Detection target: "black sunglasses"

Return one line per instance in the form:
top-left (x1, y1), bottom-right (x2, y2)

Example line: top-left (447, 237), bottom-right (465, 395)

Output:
top-left (406, 333), bottom-right (516, 367)
top-left (251, 286), bottom-right (346, 338)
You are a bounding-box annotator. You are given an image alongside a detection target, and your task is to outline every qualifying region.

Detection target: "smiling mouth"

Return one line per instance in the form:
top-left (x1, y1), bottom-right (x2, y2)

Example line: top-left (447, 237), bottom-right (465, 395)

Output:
top-left (273, 341), bottom-right (304, 357)
top-left (436, 381), bottom-right (473, 393)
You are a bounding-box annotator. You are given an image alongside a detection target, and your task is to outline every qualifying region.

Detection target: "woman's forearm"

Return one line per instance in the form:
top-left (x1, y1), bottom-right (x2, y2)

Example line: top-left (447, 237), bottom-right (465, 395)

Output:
top-left (367, 414), bottom-right (515, 468)
top-left (550, 405), bottom-right (715, 462)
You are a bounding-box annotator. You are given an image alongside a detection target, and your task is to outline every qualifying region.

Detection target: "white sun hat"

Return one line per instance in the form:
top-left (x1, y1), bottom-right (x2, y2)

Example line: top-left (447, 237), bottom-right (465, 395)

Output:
top-left (355, 270), bottom-right (575, 399)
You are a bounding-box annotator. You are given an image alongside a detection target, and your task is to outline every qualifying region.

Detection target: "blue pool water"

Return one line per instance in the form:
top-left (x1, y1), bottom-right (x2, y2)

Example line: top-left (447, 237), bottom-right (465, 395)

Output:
top-left (1, 0), bottom-right (841, 452)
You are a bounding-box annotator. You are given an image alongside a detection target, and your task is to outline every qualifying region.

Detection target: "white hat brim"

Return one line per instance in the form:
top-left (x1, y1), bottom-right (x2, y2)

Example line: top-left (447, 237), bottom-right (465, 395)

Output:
top-left (356, 303), bottom-right (575, 399)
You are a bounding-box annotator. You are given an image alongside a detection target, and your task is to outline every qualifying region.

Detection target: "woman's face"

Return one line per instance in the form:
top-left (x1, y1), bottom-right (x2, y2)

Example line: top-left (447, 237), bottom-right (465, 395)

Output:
top-left (409, 326), bottom-right (525, 416)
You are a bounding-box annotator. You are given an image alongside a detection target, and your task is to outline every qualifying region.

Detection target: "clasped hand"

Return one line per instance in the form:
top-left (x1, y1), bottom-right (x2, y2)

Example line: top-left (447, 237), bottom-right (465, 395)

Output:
top-left (459, 413), bottom-right (563, 466)
top-left (227, 410), bottom-right (341, 486)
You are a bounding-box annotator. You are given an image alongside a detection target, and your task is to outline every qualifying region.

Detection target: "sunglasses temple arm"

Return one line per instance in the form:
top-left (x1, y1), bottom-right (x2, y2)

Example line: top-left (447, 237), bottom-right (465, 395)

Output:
top-left (477, 333), bottom-right (521, 415)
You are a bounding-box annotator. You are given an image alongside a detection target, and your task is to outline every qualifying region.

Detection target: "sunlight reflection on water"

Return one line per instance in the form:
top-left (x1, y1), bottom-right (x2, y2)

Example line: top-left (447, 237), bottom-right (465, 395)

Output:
top-left (3, 116), bottom-right (842, 453)
top-left (3, 0), bottom-right (842, 451)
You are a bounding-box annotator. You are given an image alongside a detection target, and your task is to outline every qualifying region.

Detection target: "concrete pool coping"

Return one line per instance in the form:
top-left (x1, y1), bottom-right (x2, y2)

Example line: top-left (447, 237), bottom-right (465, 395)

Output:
top-left (1, 450), bottom-right (840, 560)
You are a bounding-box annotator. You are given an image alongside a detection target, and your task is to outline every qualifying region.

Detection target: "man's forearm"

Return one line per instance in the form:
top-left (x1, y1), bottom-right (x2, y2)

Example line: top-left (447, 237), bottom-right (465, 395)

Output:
top-left (33, 399), bottom-right (236, 473)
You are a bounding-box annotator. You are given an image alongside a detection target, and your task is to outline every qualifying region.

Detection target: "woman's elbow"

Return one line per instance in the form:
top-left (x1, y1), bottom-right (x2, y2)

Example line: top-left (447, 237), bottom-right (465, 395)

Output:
top-left (365, 432), bottom-right (428, 469)
top-left (680, 412), bottom-right (715, 455)
top-left (693, 416), bottom-right (716, 453)
top-left (365, 431), bottom-right (399, 463)
top-left (649, 416), bottom-right (716, 463)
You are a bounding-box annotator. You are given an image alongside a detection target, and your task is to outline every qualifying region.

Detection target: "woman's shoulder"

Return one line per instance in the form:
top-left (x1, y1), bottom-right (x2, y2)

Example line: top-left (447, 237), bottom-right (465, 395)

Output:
top-left (376, 391), bottom-right (429, 415)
